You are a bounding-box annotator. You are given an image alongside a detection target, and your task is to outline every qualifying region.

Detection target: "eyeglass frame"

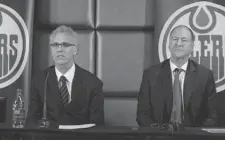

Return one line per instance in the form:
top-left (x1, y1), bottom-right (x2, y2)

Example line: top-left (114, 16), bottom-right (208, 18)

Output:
top-left (50, 42), bottom-right (76, 50)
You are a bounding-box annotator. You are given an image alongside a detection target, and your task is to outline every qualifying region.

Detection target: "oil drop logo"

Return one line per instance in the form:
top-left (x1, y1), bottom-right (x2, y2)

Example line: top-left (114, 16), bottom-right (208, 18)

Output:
top-left (159, 1), bottom-right (225, 92)
top-left (0, 4), bottom-right (29, 88)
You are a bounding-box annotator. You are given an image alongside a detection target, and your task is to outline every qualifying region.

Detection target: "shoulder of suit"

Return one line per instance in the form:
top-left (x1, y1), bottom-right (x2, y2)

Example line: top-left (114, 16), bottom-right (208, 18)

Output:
top-left (144, 59), bottom-right (169, 74)
top-left (77, 66), bottom-right (103, 85)
top-left (189, 59), bottom-right (212, 74)
top-left (32, 66), bottom-right (54, 81)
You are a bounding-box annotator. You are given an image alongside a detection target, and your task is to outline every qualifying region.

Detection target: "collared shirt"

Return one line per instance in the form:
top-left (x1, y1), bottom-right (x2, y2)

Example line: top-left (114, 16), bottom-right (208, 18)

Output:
top-left (170, 59), bottom-right (188, 109)
top-left (55, 63), bottom-right (75, 102)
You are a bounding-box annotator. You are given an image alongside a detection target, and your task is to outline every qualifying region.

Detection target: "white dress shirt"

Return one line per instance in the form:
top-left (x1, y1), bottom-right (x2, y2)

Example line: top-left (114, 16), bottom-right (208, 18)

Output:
top-left (55, 63), bottom-right (75, 103)
top-left (170, 59), bottom-right (188, 109)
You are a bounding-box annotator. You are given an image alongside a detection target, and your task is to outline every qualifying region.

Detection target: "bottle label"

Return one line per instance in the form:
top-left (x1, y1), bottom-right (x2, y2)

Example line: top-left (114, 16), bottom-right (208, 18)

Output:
top-left (14, 110), bottom-right (20, 114)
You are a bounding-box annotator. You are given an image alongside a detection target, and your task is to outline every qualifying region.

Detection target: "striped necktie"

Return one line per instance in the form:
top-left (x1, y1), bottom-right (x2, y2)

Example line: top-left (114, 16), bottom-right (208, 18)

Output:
top-left (59, 76), bottom-right (69, 107)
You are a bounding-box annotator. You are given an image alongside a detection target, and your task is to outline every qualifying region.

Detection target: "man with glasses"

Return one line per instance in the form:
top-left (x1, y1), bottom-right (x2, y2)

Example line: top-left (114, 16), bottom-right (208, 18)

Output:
top-left (136, 25), bottom-right (217, 130)
top-left (26, 25), bottom-right (104, 128)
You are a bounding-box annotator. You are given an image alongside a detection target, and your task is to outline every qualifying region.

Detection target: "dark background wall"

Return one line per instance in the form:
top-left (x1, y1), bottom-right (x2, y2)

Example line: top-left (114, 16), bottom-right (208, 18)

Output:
top-left (31, 0), bottom-right (225, 127)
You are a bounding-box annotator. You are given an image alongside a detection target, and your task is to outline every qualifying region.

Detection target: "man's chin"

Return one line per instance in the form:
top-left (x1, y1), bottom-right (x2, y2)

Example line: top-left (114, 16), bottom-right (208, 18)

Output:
top-left (173, 54), bottom-right (190, 60)
top-left (55, 60), bottom-right (67, 65)
top-left (172, 52), bottom-right (186, 57)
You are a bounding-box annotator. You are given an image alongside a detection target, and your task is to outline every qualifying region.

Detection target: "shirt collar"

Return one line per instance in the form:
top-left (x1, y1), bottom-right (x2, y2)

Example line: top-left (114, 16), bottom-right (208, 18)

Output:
top-left (170, 59), bottom-right (188, 72)
top-left (55, 63), bottom-right (75, 83)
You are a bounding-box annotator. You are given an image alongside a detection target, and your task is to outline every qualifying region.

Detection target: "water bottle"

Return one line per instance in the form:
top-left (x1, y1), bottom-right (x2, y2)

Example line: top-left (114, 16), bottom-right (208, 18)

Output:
top-left (12, 89), bottom-right (25, 128)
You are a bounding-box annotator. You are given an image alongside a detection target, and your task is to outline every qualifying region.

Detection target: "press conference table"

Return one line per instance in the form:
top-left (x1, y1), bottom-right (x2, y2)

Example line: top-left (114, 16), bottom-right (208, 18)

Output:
top-left (0, 126), bottom-right (225, 139)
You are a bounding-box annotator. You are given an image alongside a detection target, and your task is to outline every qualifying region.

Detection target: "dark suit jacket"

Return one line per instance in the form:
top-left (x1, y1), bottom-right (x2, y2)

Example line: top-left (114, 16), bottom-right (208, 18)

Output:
top-left (136, 59), bottom-right (217, 127)
top-left (26, 64), bottom-right (104, 128)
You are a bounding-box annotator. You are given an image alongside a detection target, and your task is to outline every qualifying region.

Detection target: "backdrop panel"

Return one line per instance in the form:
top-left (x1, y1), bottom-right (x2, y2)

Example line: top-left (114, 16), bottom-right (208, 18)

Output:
top-left (96, 0), bottom-right (154, 28)
top-left (96, 31), bottom-right (153, 96)
top-left (36, 0), bottom-right (94, 28)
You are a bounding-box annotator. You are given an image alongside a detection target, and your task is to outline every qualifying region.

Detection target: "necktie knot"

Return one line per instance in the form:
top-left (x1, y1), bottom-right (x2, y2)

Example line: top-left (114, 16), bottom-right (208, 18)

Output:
top-left (174, 68), bottom-right (183, 75)
top-left (60, 75), bottom-right (67, 83)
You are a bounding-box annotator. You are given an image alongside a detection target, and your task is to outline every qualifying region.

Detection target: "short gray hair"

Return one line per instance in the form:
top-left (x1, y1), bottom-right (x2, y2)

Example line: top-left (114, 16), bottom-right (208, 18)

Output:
top-left (50, 25), bottom-right (78, 43)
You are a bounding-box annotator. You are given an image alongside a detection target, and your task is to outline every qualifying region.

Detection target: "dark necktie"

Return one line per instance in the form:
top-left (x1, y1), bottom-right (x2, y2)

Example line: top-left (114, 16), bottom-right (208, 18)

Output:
top-left (59, 76), bottom-right (69, 107)
top-left (171, 68), bottom-right (183, 124)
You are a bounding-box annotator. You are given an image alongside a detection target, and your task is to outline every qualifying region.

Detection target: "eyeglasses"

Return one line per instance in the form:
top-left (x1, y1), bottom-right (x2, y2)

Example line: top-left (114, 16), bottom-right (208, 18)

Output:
top-left (50, 42), bottom-right (75, 49)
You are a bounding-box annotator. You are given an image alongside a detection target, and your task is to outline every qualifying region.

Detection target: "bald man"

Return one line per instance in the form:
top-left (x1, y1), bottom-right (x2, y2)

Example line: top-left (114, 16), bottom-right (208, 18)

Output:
top-left (136, 25), bottom-right (217, 128)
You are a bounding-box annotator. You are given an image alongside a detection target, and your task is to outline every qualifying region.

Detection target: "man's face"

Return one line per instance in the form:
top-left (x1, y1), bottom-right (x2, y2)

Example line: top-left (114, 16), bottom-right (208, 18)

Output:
top-left (50, 33), bottom-right (78, 66)
top-left (169, 27), bottom-right (194, 59)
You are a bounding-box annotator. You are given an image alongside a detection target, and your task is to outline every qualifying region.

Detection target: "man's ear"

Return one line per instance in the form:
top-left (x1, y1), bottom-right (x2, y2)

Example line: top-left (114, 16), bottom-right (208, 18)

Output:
top-left (73, 45), bottom-right (79, 55)
top-left (192, 42), bottom-right (195, 49)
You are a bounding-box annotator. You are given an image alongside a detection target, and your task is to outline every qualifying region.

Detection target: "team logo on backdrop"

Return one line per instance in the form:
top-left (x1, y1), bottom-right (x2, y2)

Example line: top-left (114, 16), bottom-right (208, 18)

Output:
top-left (159, 1), bottom-right (225, 92)
top-left (0, 4), bottom-right (29, 88)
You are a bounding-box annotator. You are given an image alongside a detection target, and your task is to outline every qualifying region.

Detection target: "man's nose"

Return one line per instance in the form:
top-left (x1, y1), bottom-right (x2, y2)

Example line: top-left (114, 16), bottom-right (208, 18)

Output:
top-left (57, 45), bottom-right (64, 51)
top-left (176, 39), bottom-right (183, 47)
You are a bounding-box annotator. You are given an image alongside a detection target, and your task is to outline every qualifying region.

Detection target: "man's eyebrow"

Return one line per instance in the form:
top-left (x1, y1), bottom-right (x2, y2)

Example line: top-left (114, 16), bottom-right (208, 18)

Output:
top-left (171, 37), bottom-right (189, 39)
top-left (181, 37), bottom-right (189, 40)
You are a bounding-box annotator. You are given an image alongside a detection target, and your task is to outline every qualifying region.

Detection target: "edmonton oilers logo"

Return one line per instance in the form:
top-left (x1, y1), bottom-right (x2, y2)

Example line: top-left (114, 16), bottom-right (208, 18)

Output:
top-left (159, 1), bottom-right (225, 92)
top-left (0, 4), bottom-right (29, 88)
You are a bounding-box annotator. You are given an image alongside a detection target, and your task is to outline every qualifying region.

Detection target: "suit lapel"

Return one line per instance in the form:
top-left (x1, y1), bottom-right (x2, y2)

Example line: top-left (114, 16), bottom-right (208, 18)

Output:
top-left (158, 60), bottom-right (173, 115)
top-left (70, 64), bottom-right (84, 103)
top-left (183, 60), bottom-right (197, 109)
top-left (47, 67), bottom-right (64, 110)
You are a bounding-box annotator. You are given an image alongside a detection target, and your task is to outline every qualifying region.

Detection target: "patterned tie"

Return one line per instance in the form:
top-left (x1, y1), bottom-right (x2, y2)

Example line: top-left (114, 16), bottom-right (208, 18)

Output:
top-left (59, 76), bottom-right (69, 107)
top-left (171, 68), bottom-right (183, 124)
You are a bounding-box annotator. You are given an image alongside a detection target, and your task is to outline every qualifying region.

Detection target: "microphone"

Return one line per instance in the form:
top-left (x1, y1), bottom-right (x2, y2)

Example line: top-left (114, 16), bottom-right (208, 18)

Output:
top-left (39, 71), bottom-right (50, 128)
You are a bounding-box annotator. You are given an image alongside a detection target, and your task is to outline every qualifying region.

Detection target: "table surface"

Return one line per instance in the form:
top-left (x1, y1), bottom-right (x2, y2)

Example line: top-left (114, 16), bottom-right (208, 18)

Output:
top-left (0, 126), bottom-right (225, 139)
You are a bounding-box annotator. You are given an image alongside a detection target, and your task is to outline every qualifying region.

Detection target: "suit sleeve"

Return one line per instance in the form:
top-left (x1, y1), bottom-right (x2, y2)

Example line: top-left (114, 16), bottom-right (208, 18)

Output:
top-left (25, 78), bottom-right (42, 128)
top-left (136, 70), bottom-right (153, 126)
top-left (89, 80), bottom-right (104, 126)
top-left (202, 71), bottom-right (218, 127)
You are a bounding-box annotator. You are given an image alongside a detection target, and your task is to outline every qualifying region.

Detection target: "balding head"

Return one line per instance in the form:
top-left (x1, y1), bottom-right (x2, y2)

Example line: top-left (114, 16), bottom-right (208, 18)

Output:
top-left (170, 25), bottom-right (195, 41)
